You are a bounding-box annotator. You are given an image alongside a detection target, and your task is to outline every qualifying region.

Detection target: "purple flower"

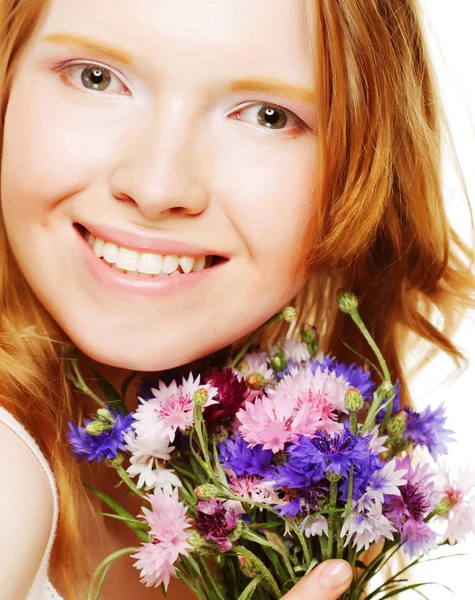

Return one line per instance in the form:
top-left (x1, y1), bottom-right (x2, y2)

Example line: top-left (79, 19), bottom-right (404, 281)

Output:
top-left (385, 456), bottom-right (438, 557)
top-left (311, 357), bottom-right (376, 401)
top-left (195, 499), bottom-right (237, 552)
top-left (68, 411), bottom-right (133, 463)
top-left (218, 434), bottom-right (273, 477)
top-left (403, 404), bottom-right (455, 460)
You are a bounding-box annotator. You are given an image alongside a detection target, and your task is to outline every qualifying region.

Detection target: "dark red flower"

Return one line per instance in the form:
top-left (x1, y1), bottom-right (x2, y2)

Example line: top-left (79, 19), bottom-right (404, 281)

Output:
top-left (202, 368), bottom-right (249, 435)
top-left (195, 499), bottom-right (237, 552)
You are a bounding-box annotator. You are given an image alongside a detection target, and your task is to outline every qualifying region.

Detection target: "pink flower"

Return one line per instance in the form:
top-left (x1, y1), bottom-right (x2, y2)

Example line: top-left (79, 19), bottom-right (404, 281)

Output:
top-left (132, 488), bottom-right (192, 589)
top-left (132, 373), bottom-right (218, 443)
top-left (236, 366), bottom-right (344, 452)
top-left (434, 466), bottom-right (475, 545)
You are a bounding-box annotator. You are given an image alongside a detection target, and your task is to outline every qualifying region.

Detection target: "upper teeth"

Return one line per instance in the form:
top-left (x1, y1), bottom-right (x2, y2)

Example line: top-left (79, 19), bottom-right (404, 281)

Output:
top-left (86, 232), bottom-right (208, 276)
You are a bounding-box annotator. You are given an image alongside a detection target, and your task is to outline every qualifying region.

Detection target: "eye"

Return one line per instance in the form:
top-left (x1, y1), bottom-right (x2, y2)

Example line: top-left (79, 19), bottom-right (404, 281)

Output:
top-left (58, 62), bottom-right (130, 95)
top-left (231, 103), bottom-right (309, 133)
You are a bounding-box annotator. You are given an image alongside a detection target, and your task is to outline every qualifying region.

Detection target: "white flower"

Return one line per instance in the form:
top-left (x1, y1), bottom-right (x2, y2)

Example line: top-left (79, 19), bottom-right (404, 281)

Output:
top-left (124, 430), bottom-right (174, 462)
top-left (341, 494), bottom-right (396, 552)
top-left (434, 465), bottom-right (475, 545)
top-left (127, 458), bottom-right (182, 492)
top-left (124, 430), bottom-right (180, 491)
top-left (369, 458), bottom-right (408, 500)
top-left (367, 425), bottom-right (389, 454)
top-left (303, 515), bottom-right (329, 538)
top-left (271, 339), bottom-right (311, 364)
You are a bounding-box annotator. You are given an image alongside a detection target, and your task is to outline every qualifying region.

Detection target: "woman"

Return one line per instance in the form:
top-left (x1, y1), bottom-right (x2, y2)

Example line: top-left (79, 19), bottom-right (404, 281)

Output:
top-left (0, 0), bottom-right (473, 598)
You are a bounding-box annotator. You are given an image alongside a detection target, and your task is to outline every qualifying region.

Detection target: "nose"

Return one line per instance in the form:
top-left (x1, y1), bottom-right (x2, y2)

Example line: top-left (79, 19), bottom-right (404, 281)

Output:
top-left (109, 106), bottom-right (209, 221)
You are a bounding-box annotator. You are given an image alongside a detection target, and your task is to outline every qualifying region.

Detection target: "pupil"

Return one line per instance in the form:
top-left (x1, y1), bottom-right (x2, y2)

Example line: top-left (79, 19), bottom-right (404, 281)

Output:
top-left (91, 69), bottom-right (103, 83)
top-left (82, 66), bottom-right (112, 91)
top-left (258, 105), bottom-right (287, 129)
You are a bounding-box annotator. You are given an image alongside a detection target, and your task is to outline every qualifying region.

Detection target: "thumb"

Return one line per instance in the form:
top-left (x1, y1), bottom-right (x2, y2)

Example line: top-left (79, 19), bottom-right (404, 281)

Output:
top-left (283, 560), bottom-right (353, 600)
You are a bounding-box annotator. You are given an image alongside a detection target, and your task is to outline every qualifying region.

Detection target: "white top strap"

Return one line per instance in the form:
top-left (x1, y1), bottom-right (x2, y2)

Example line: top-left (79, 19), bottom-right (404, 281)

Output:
top-left (0, 406), bottom-right (60, 599)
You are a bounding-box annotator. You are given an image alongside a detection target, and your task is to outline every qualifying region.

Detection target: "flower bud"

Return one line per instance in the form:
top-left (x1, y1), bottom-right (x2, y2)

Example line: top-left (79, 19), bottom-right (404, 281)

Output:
top-left (194, 484), bottom-right (221, 500)
top-left (337, 291), bottom-right (358, 314)
top-left (434, 497), bottom-right (452, 516)
top-left (85, 421), bottom-right (108, 436)
top-left (344, 386), bottom-right (364, 412)
top-left (301, 324), bottom-right (317, 344)
top-left (106, 454), bottom-right (124, 468)
top-left (228, 519), bottom-right (245, 542)
top-left (188, 532), bottom-right (208, 551)
top-left (193, 388), bottom-right (209, 407)
top-left (246, 372), bottom-right (266, 391)
top-left (239, 555), bottom-right (261, 579)
top-left (97, 408), bottom-right (113, 422)
top-left (387, 412), bottom-right (408, 441)
top-left (379, 381), bottom-right (394, 397)
top-left (282, 306), bottom-right (298, 323)
top-left (270, 355), bottom-right (283, 371)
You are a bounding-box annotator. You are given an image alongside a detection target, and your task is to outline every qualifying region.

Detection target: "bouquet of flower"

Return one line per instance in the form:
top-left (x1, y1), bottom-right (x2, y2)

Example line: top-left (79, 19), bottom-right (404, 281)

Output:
top-left (66, 292), bottom-right (475, 600)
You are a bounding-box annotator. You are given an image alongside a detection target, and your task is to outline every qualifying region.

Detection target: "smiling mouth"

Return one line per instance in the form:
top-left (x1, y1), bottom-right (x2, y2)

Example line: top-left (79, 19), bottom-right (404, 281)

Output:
top-left (75, 224), bottom-right (226, 279)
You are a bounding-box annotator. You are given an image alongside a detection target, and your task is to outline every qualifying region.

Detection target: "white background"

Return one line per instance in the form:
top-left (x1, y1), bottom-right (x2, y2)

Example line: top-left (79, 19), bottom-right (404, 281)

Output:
top-left (401, 1), bottom-right (474, 598)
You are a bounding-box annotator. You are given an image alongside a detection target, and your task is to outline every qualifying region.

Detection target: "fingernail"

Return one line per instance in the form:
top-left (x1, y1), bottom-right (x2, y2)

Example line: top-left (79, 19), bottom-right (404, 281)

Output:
top-left (319, 560), bottom-right (352, 589)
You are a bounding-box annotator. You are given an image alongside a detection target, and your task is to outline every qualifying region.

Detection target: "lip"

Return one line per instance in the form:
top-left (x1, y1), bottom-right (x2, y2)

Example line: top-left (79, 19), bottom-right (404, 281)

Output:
top-left (78, 222), bottom-right (227, 258)
top-left (76, 226), bottom-right (224, 297)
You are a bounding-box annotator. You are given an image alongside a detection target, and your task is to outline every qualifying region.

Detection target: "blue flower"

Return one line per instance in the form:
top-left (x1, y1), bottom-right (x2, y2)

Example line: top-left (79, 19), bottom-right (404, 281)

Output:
top-left (403, 404), bottom-right (454, 460)
top-left (68, 411), bottom-right (133, 463)
top-left (310, 356), bottom-right (376, 401)
top-left (287, 423), bottom-right (373, 480)
top-left (218, 434), bottom-right (273, 477)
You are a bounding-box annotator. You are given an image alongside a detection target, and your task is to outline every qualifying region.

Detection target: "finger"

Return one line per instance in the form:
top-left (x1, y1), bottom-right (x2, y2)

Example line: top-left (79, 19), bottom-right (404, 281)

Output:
top-left (284, 560), bottom-right (353, 600)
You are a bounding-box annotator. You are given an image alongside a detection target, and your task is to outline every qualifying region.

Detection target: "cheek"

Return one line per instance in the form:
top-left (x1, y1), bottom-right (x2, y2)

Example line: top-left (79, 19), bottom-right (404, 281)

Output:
top-left (0, 71), bottom-right (123, 222)
top-left (214, 136), bottom-right (316, 277)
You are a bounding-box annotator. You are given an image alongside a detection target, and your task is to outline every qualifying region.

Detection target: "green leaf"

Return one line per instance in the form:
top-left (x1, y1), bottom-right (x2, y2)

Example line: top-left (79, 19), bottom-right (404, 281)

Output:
top-left (84, 483), bottom-right (150, 542)
top-left (121, 370), bottom-right (138, 401)
top-left (237, 575), bottom-right (265, 600)
top-left (85, 547), bottom-right (139, 600)
top-left (93, 562), bottom-right (112, 600)
top-left (377, 582), bottom-right (452, 599)
top-left (91, 369), bottom-right (122, 404)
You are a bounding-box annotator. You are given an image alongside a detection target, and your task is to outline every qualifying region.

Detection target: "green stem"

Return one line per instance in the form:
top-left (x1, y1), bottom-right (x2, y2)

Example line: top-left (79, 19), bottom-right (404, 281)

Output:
top-left (336, 472), bottom-right (354, 558)
top-left (115, 465), bottom-right (147, 498)
top-left (350, 412), bottom-right (358, 434)
top-left (236, 547), bottom-right (282, 599)
top-left (85, 547), bottom-right (139, 600)
top-left (198, 556), bottom-right (227, 600)
top-left (230, 312), bottom-right (285, 369)
top-left (347, 310), bottom-right (391, 382)
top-left (326, 481), bottom-right (339, 560)
top-left (71, 360), bottom-right (108, 409)
top-left (284, 518), bottom-right (312, 568)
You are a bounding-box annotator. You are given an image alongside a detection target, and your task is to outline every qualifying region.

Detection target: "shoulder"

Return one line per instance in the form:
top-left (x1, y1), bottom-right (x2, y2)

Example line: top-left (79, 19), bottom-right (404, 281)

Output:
top-left (0, 418), bottom-right (55, 599)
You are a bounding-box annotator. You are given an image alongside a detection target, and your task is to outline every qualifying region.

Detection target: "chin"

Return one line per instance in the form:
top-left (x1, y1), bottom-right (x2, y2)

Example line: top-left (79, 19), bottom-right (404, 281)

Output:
top-left (73, 334), bottom-right (223, 373)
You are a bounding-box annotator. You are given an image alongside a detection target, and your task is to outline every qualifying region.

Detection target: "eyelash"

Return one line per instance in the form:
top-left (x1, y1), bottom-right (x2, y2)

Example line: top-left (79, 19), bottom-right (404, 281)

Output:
top-left (55, 61), bottom-right (311, 134)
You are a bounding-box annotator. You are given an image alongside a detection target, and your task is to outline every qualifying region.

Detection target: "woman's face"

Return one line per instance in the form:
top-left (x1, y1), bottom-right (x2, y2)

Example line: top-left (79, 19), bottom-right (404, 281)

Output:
top-left (1, 0), bottom-right (317, 371)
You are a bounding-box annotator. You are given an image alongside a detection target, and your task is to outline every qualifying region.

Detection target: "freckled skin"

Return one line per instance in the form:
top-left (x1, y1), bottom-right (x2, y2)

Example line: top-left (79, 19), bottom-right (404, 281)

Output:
top-left (1, 0), bottom-right (317, 376)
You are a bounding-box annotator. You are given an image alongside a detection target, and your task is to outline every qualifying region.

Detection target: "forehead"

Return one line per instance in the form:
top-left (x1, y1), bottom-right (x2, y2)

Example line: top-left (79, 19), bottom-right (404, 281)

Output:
top-left (37, 0), bottom-right (314, 84)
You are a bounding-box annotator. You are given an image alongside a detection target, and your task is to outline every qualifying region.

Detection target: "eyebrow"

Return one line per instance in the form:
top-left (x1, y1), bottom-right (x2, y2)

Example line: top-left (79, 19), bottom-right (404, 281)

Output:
top-left (229, 79), bottom-right (316, 105)
top-left (42, 33), bottom-right (134, 66)
top-left (42, 33), bottom-right (317, 105)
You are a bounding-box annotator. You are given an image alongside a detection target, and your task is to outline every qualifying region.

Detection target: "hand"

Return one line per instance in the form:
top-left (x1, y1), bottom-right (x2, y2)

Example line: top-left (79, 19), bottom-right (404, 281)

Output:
top-left (282, 560), bottom-right (352, 600)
